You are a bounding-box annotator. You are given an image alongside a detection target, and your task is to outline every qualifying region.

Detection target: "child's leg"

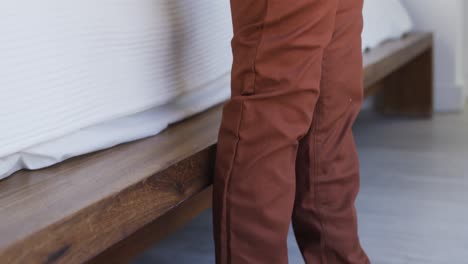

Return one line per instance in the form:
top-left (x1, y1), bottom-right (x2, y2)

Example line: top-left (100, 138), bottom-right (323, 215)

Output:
top-left (213, 1), bottom-right (339, 263)
top-left (292, 0), bottom-right (370, 263)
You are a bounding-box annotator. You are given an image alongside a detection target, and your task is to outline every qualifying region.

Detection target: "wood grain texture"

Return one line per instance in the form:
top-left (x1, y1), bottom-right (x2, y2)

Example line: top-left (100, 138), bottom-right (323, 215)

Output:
top-left (0, 106), bottom-right (221, 264)
top-left (363, 32), bottom-right (433, 90)
top-left (88, 187), bottom-right (213, 264)
top-left (0, 32), bottom-right (434, 264)
top-left (376, 48), bottom-right (433, 116)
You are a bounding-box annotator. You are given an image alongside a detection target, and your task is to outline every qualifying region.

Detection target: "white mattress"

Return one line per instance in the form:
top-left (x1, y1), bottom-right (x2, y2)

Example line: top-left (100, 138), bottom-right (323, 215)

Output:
top-left (0, 0), bottom-right (413, 180)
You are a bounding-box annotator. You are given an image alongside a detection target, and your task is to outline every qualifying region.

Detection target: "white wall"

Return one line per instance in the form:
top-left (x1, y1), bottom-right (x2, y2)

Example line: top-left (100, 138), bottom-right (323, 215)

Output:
top-left (401, 0), bottom-right (466, 112)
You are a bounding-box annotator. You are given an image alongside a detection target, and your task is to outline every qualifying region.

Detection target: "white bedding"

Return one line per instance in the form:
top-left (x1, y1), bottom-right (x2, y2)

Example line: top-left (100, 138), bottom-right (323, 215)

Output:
top-left (0, 0), bottom-right (413, 180)
top-left (0, 0), bottom-right (233, 157)
top-left (1, 74), bottom-right (230, 178)
top-left (362, 0), bottom-right (413, 50)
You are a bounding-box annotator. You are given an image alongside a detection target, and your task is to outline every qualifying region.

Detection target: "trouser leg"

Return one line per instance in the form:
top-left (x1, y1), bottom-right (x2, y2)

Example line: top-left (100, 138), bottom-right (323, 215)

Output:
top-left (213, 0), bottom-right (339, 263)
top-left (292, 0), bottom-right (370, 263)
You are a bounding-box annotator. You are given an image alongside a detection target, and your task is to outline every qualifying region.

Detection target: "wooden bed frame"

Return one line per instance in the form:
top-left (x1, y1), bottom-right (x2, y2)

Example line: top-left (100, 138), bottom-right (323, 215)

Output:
top-left (0, 32), bottom-right (433, 264)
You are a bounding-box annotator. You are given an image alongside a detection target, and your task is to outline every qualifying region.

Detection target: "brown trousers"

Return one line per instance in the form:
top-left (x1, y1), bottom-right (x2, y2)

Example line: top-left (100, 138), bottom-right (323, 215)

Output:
top-left (213, 0), bottom-right (369, 263)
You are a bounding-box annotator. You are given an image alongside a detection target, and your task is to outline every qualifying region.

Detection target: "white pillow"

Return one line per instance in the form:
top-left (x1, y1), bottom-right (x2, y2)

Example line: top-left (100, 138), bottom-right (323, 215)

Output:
top-left (362, 0), bottom-right (414, 50)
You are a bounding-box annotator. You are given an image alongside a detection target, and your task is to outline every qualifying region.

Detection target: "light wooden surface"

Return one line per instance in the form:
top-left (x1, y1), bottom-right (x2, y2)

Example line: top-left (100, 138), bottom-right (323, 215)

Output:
top-left (0, 32), bottom-right (433, 264)
top-left (355, 109), bottom-right (468, 263)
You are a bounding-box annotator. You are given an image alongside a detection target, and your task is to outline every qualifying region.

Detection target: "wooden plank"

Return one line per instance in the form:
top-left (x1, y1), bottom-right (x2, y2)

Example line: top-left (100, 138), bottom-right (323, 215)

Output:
top-left (87, 186), bottom-right (213, 264)
top-left (363, 32), bottom-right (433, 89)
top-left (0, 32), bottom-right (433, 264)
top-left (376, 48), bottom-right (433, 116)
top-left (0, 106), bottom-right (221, 264)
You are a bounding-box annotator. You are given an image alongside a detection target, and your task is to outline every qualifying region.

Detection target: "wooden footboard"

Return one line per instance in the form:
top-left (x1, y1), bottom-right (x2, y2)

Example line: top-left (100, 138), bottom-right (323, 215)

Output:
top-left (364, 32), bottom-right (433, 116)
top-left (0, 32), bottom-right (433, 264)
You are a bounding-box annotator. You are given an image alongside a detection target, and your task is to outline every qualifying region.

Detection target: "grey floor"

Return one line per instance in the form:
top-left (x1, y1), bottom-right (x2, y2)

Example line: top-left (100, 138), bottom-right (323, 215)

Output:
top-left (134, 106), bottom-right (468, 264)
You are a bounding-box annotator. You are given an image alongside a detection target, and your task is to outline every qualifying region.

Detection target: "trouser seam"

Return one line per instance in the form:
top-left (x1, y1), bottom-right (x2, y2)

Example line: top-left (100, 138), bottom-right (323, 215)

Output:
top-left (313, 2), bottom-right (340, 260)
top-left (313, 101), bottom-right (329, 264)
top-left (223, 0), bottom-right (271, 262)
top-left (223, 0), bottom-right (270, 261)
top-left (249, 0), bottom-right (270, 95)
top-left (224, 100), bottom-right (246, 264)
